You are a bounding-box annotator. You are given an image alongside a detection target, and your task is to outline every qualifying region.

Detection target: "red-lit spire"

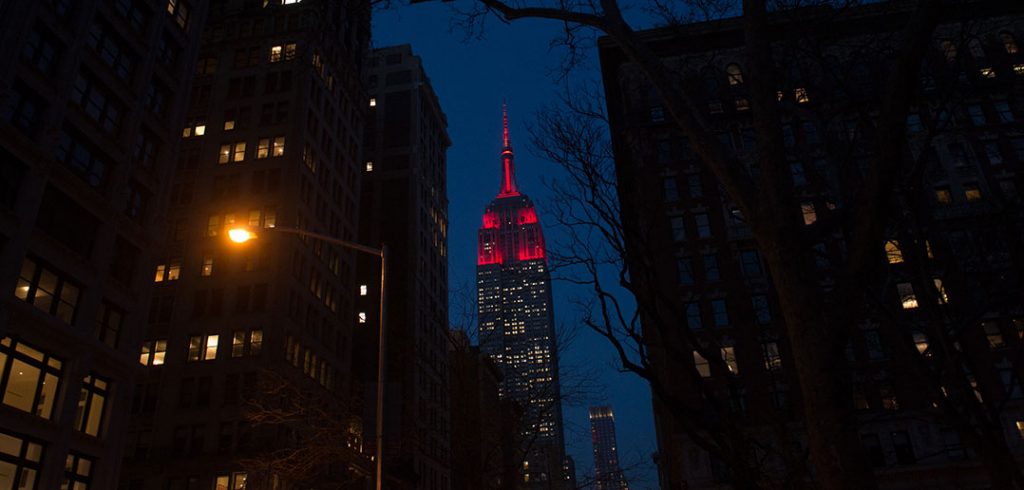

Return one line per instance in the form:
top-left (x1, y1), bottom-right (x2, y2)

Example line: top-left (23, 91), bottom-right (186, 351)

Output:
top-left (498, 102), bottom-right (520, 197)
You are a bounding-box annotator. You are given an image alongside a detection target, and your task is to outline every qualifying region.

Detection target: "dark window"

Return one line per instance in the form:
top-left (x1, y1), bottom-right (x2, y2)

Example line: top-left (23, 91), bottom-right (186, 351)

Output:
top-left (131, 130), bottom-right (160, 170)
top-left (144, 81), bottom-right (170, 116)
top-left (55, 129), bottom-right (111, 188)
top-left (71, 72), bottom-right (122, 134)
top-left (148, 296), bottom-right (174, 324)
top-left (21, 24), bottom-right (60, 74)
top-left (685, 302), bottom-right (702, 330)
top-left (86, 20), bottom-right (135, 80)
top-left (8, 82), bottom-right (46, 136)
top-left (124, 181), bottom-right (149, 222)
top-left (95, 301), bottom-right (124, 348)
top-left (676, 258), bottom-right (694, 285)
top-left (703, 254), bottom-right (720, 281)
top-left (740, 250), bottom-right (763, 278)
top-left (109, 236), bottom-right (139, 285)
top-left (15, 257), bottom-right (81, 324)
top-left (0, 151), bottom-right (27, 209)
top-left (113, 0), bottom-right (149, 32)
top-left (861, 434), bottom-right (885, 467)
top-left (711, 299), bottom-right (729, 326)
top-left (751, 295), bottom-right (771, 324)
top-left (892, 431), bottom-right (915, 464)
top-left (695, 213), bottom-right (711, 238)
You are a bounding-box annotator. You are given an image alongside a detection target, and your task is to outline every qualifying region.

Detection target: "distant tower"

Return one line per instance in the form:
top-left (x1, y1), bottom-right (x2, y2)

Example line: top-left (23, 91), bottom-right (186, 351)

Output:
top-left (477, 104), bottom-right (567, 487)
top-left (590, 406), bottom-right (629, 490)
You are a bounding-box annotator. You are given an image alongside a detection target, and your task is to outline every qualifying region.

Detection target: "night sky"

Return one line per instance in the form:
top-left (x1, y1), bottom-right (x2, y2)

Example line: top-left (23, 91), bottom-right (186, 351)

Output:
top-left (374, 5), bottom-right (659, 488)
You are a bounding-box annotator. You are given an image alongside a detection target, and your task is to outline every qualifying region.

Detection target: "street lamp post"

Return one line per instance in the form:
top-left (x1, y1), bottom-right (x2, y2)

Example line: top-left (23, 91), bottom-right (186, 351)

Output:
top-left (228, 226), bottom-right (388, 490)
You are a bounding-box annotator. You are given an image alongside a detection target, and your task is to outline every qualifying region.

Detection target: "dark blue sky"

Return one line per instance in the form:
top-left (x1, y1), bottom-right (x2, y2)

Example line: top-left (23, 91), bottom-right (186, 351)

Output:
top-left (373, 5), bottom-right (659, 488)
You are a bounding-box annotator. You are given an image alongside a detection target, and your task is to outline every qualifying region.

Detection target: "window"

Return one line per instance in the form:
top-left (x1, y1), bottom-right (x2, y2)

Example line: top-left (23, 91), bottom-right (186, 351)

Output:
top-left (1015, 64), bottom-right (1024, 76)
top-left (166, 0), bottom-right (190, 29)
top-left (153, 259), bottom-right (181, 283)
top-left (984, 322), bottom-right (1005, 349)
top-left (880, 382), bottom-right (899, 410)
top-left (139, 340), bottom-right (167, 366)
top-left (897, 282), bottom-right (918, 309)
top-left (369, 98), bottom-right (376, 107)
top-left (95, 301), bottom-right (123, 348)
top-left (269, 43), bottom-right (296, 62)
top-left (0, 429), bottom-right (43, 490)
top-left (358, 312), bottom-right (367, 324)
top-left (684, 302), bottom-right (702, 330)
top-left (994, 101), bottom-right (1015, 123)
top-left (1016, 421), bottom-right (1024, 440)
top-left (256, 136), bottom-right (285, 158)
top-left (885, 240), bottom-right (903, 264)
top-left (967, 104), bottom-right (985, 125)
top-left (703, 254), bottom-right (720, 281)
top-left (862, 434), bottom-right (885, 467)
top-left (932, 278), bottom-right (949, 304)
top-left (0, 338), bottom-right (62, 419)
top-left (695, 213), bottom-right (711, 238)
top-left (762, 342), bottom-right (781, 371)
top-left (968, 38), bottom-right (986, 58)
top-left (201, 257), bottom-right (214, 277)
top-left (934, 187), bottom-right (952, 204)
top-left (941, 40), bottom-right (957, 62)
top-left (740, 250), bottom-right (762, 278)
top-left (87, 21), bottom-right (135, 80)
top-left (801, 202), bottom-right (817, 225)
top-left (979, 67), bottom-right (996, 78)
top-left (1003, 32), bottom-right (1019, 54)
top-left (15, 257), bottom-right (80, 324)
top-left (913, 331), bottom-right (929, 355)
top-left (75, 375), bottom-right (108, 436)
top-left (711, 299), bottom-right (729, 327)
top-left (72, 72), bottom-right (121, 134)
top-left (230, 329), bottom-right (262, 357)
top-left (223, 119), bottom-right (235, 131)
top-left (795, 87), bottom-right (810, 104)
top-left (365, 161), bottom-right (374, 172)
top-left (721, 346), bottom-right (738, 374)
top-left (676, 258), bottom-right (694, 285)
top-left (662, 178), bottom-right (678, 201)
top-left (985, 142), bottom-right (1004, 164)
top-left (359, 285), bottom-right (368, 296)
top-left (187, 335), bottom-right (218, 361)
top-left (63, 452), bottom-right (93, 489)
top-left (751, 295), bottom-right (771, 324)
top-left (669, 216), bottom-right (685, 241)
top-left (196, 56), bottom-right (218, 75)
top-left (22, 24), bottom-right (60, 74)
top-left (725, 64), bottom-right (743, 85)
top-left (964, 184), bottom-right (982, 202)
top-left (693, 351), bottom-right (710, 378)
top-left (864, 330), bottom-right (885, 360)
top-left (55, 130), bottom-right (110, 188)
top-left (219, 142), bottom-right (246, 163)
top-left (687, 175), bottom-right (703, 198)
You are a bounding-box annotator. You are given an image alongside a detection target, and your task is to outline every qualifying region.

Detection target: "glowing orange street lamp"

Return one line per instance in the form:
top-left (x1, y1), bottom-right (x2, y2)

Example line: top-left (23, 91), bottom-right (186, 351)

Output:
top-left (226, 226), bottom-right (388, 490)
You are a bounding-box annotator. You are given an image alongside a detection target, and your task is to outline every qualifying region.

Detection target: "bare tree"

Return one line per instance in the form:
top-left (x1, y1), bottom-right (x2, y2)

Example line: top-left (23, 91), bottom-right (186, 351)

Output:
top-left (238, 370), bottom-right (372, 489)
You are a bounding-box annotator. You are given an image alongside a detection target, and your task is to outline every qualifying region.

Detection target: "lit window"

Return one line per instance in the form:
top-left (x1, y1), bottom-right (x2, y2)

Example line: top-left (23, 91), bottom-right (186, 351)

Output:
top-left (762, 342), bottom-right (781, 371)
top-left (365, 161), bottom-right (374, 172)
top-left (897, 282), bottom-right (918, 309)
top-left (182, 127), bottom-right (191, 138)
top-left (0, 337), bottom-right (63, 419)
top-left (885, 240), bottom-right (903, 264)
top-left (795, 87), bottom-right (810, 103)
top-left (1016, 421), bottom-right (1024, 439)
top-left (16, 257), bottom-right (80, 324)
top-left (219, 142), bottom-right (246, 163)
top-left (964, 184), bottom-right (982, 202)
top-left (0, 429), bottom-right (43, 486)
top-left (187, 335), bottom-right (218, 361)
top-left (232, 331), bottom-right (245, 357)
top-left (913, 331), bottom-right (929, 355)
top-left (1014, 64), bottom-right (1024, 76)
top-left (269, 45), bottom-right (283, 62)
top-left (75, 375), bottom-right (108, 436)
top-left (154, 260), bottom-right (180, 282)
top-left (358, 312), bottom-right (366, 323)
top-left (264, 211), bottom-right (276, 228)
top-left (693, 351), bottom-right (710, 377)
top-left (250, 330), bottom-right (262, 356)
top-left (194, 124), bottom-right (206, 136)
top-left (721, 346), bottom-right (738, 374)
top-left (801, 202), bottom-right (817, 225)
top-left (359, 285), bottom-right (368, 296)
top-left (979, 67), bottom-right (996, 79)
top-left (63, 452), bottom-right (93, 489)
top-left (223, 120), bottom-right (235, 131)
top-left (369, 98), bottom-right (376, 107)
top-left (273, 136), bottom-right (285, 156)
top-left (726, 64), bottom-right (743, 85)
top-left (201, 257), bottom-right (214, 277)
top-left (257, 138), bottom-right (270, 159)
top-left (934, 187), bottom-right (952, 204)
top-left (166, 0), bottom-right (190, 29)
top-left (207, 215), bottom-right (221, 237)
top-left (139, 340), bottom-right (167, 366)
top-left (933, 278), bottom-right (949, 304)
top-left (1002, 32), bottom-right (1019, 54)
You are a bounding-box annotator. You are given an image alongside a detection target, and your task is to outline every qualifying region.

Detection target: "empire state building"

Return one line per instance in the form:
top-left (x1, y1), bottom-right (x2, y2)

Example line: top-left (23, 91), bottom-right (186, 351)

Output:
top-left (477, 105), bottom-right (568, 487)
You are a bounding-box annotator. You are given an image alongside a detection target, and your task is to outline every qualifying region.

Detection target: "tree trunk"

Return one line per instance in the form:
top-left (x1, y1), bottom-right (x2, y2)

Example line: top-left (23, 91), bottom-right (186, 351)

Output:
top-left (761, 231), bottom-right (878, 490)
